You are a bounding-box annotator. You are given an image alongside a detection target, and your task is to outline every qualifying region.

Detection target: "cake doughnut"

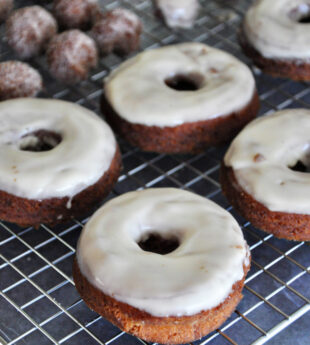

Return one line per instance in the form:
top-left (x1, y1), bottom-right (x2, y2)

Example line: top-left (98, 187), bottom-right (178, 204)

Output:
top-left (0, 98), bottom-right (121, 227)
top-left (6, 6), bottom-right (57, 59)
top-left (154, 0), bottom-right (200, 29)
top-left (46, 30), bottom-right (98, 84)
top-left (102, 42), bottom-right (259, 154)
top-left (90, 8), bottom-right (142, 56)
top-left (73, 188), bottom-right (250, 344)
top-left (0, 61), bottom-right (42, 100)
top-left (221, 109), bottom-right (310, 241)
top-left (240, 0), bottom-right (310, 81)
top-left (53, 0), bottom-right (99, 30)
top-left (0, 0), bottom-right (13, 23)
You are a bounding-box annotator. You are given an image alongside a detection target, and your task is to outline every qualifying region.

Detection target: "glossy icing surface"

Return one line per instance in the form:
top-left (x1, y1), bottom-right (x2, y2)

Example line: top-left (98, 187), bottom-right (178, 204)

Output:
top-left (77, 188), bottom-right (249, 317)
top-left (104, 43), bottom-right (255, 127)
top-left (225, 109), bottom-right (310, 214)
top-left (244, 0), bottom-right (310, 59)
top-left (0, 98), bottom-right (116, 199)
top-left (155, 0), bottom-right (200, 28)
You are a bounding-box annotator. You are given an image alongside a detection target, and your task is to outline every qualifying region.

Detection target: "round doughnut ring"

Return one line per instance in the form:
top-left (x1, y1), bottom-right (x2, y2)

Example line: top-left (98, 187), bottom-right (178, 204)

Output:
top-left (240, 0), bottom-right (310, 80)
top-left (0, 98), bottom-right (121, 227)
top-left (74, 188), bottom-right (250, 344)
top-left (102, 42), bottom-right (259, 153)
top-left (221, 109), bottom-right (310, 241)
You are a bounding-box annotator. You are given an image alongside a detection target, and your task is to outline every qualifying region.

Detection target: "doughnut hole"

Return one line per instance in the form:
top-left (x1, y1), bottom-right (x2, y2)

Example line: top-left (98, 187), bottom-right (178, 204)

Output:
top-left (138, 232), bottom-right (180, 255)
top-left (6, 6), bottom-right (57, 59)
top-left (299, 16), bottom-right (310, 23)
top-left (289, 4), bottom-right (310, 23)
top-left (0, 61), bottom-right (42, 101)
top-left (289, 160), bottom-right (310, 172)
top-left (46, 30), bottom-right (98, 84)
top-left (19, 130), bottom-right (62, 152)
top-left (90, 8), bottom-right (142, 56)
top-left (289, 148), bottom-right (310, 172)
top-left (53, 0), bottom-right (99, 30)
top-left (165, 73), bottom-right (204, 91)
top-left (0, 0), bottom-right (13, 23)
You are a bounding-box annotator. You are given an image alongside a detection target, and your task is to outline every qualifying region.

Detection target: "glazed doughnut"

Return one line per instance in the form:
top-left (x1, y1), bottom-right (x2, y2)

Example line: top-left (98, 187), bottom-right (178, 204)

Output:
top-left (102, 42), bottom-right (259, 153)
top-left (221, 109), bottom-right (310, 241)
top-left (0, 98), bottom-right (121, 227)
top-left (154, 0), bottom-right (200, 29)
top-left (241, 0), bottom-right (310, 80)
top-left (74, 188), bottom-right (250, 344)
top-left (6, 6), bottom-right (57, 59)
top-left (0, 61), bottom-right (42, 100)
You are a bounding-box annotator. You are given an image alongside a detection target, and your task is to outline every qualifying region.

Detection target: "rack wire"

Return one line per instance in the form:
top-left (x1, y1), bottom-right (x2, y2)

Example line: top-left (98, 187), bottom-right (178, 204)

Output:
top-left (1, 0), bottom-right (310, 344)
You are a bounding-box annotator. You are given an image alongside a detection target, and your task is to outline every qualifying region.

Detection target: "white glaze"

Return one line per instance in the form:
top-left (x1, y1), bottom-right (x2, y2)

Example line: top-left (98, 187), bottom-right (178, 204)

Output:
top-left (104, 43), bottom-right (256, 127)
top-left (77, 188), bottom-right (249, 317)
top-left (0, 98), bottom-right (116, 200)
top-left (155, 0), bottom-right (200, 29)
top-left (224, 109), bottom-right (310, 215)
top-left (244, 0), bottom-right (310, 59)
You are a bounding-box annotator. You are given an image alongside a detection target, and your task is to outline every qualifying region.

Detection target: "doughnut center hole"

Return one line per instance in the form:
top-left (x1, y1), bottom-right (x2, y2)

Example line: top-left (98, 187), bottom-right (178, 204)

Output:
top-left (138, 232), bottom-right (180, 255)
top-left (165, 73), bottom-right (203, 91)
top-left (19, 130), bottom-right (62, 152)
top-left (290, 4), bottom-right (310, 23)
top-left (289, 160), bottom-right (310, 173)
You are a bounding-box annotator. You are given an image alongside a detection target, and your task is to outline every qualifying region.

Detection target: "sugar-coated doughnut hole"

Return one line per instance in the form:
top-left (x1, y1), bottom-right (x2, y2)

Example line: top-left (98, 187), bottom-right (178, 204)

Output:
top-left (46, 29), bottom-right (98, 84)
top-left (0, 0), bottom-right (13, 23)
top-left (91, 8), bottom-right (142, 56)
top-left (0, 61), bottom-right (42, 101)
top-left (53, 0), bottom-right (99, 30)
top-left (6, 6), bottom-right (57, 59)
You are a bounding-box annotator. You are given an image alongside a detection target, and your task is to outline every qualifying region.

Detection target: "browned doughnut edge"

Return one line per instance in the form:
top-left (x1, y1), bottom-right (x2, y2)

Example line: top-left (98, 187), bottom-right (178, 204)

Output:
top-left (101, 90), bottom-right (260, 154)
top-left (239, 28), bottom-right (310, 81)
top-left (0, 146), bottom-right (122, 228)
top-left (73, 258), bottom-right (250, 345)
top-left (220, 164), bottom-right (310, 241)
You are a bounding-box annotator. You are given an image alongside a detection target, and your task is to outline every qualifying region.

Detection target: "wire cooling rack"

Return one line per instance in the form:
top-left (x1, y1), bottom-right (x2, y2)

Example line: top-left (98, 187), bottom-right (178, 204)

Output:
top-left (1, 0), bottom-right (310, 344)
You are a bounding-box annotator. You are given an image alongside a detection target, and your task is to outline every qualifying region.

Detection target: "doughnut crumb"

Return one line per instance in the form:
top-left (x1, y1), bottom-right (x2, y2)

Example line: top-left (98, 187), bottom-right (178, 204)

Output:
top-left (6, 6), bottom-right (57, 59)
top-left (53, 0), bottom-right (99, 30)
top-left (46, 29), bottom-right (98, 84)
top-left (91, 8), bottom-right (142, 56)
top-left (0, 61), bottom-right (42, 101)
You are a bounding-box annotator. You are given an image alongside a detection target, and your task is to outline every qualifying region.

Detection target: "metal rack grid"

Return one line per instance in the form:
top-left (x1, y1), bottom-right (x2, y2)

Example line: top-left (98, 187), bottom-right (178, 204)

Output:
top-left (0, 0), bottom-right (310, 344)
